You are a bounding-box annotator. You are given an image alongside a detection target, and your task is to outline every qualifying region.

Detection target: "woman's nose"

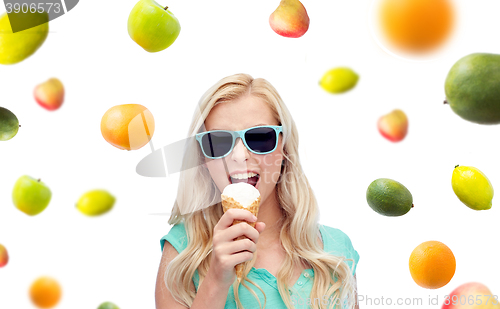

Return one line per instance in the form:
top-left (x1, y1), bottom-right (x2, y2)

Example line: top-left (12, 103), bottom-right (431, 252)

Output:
top-left (230, 138), bottom-right (250, 161)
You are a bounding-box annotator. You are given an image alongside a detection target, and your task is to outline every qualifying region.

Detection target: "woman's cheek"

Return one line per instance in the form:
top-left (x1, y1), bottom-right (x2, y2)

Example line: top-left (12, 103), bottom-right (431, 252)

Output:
top-left (272, 153), bottom-right (285, 184)
top-left (206, 160), bottom-right (227, 191)
top-left (259, 154), bottom-right (283, 184)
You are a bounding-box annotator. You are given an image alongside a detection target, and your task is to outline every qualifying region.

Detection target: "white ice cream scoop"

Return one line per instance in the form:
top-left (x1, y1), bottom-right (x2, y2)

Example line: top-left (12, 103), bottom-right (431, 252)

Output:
top-left (222, 183), bottom-right (260, 208)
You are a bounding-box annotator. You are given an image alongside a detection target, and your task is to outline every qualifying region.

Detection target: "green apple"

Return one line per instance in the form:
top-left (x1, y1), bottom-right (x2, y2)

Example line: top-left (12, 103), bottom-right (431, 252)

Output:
top-left (0, 11), bottom-right (49, 65)
top-left (97, 301), bottom-right (120, 309)
top-left (127, 0), bottom-right (181, 52)
top-left (12, 175), bottom-right (52, 216)
top-left (76, 189), bottom-right (116, 216)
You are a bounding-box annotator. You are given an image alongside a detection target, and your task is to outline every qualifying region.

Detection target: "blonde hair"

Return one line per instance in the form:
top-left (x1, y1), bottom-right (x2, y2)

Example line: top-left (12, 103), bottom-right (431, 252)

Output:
top-left (164, 73), bottom-right (357, 309)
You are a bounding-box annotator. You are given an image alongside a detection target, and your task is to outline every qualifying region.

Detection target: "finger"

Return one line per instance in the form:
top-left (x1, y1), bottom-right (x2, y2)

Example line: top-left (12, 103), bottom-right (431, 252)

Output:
top-left (224, 222), bottom-right (260, 244)
top-left (255, 222), bottom-right (266, 234)
top-left (215, 208), bottom-right (257, 230)
top-left (228, 251), bottom-right (254, 266)
top-left (214, 238), bottom-right (256, 257)
top-left (230, 238), bottom-right (257, 254)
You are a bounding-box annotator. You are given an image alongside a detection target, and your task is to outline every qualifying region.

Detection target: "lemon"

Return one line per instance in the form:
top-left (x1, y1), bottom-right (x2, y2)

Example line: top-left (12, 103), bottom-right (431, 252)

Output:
top-left (452, 165), bottom-right (493, 210)
top-left (319, 67), bottom-right (359, 94)
top-left (76, 189), bottom-right (116, 216)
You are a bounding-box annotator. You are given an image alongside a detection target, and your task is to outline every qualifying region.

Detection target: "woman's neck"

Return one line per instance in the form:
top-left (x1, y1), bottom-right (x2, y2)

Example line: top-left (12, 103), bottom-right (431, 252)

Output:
top-left (256, 189), bottom-right (283, 248)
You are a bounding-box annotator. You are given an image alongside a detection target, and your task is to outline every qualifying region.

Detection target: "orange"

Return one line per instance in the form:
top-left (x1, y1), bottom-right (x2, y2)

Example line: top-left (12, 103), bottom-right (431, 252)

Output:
top-left (29, 276), bottom-right (62, 308)
top-left (409, 241), bottom-right (456, 289)
top-left (379, 0), bottom-right (455, 53)
top-left (100, 104), bottom-right (155, 151)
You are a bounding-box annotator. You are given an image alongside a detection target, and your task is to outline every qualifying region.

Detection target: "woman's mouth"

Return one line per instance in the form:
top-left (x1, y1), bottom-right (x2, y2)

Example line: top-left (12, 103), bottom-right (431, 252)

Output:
top-left (229, 173), bottom-right (260, 188)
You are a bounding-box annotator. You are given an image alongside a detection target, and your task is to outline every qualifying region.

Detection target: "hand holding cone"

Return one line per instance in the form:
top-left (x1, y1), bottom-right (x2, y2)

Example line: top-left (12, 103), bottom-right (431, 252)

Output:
top-left (221, 183), bottom-right (261, 282)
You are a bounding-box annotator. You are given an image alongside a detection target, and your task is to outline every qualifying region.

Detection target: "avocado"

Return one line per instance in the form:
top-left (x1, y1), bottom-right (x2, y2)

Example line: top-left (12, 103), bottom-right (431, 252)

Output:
top-left (366, 178), bottom-right (413, 216)
top-left (0, 107), bottom-right (19, 141)
top-left (445, 53), bottom-right (500, 124)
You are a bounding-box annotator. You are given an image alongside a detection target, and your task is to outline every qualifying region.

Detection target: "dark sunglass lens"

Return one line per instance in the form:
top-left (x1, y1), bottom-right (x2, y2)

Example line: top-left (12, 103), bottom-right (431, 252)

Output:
top-left (245, 127), bottom-right (276, 153)
top-left (201, 132), bottom-right (233, 157)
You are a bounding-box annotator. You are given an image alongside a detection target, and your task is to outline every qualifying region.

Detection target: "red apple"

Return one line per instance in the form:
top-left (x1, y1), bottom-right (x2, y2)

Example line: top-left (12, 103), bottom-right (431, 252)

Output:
top-left (442, 282), bottom-right (500, 309)
top-left (34, 78), bottom-right (64, 111)
top-left (377, 109), bottom-right (408, 142)
top-left (269, 0), bottom-right (309, 38)
top-left (0, 243), bottom-right (8, 267)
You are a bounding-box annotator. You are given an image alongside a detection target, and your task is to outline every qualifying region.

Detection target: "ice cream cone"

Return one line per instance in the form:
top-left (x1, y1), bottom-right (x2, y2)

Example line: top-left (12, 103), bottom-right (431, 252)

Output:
top-left (221, 194), bottom-right (261, 282)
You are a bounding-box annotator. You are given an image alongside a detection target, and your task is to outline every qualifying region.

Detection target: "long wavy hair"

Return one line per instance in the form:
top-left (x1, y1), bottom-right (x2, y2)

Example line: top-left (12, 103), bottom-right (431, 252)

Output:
top-left (164, 73), bottom-right (357, 309)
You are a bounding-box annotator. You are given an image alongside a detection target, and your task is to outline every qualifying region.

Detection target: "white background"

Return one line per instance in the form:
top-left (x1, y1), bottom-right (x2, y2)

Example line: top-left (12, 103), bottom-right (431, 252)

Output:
top-left (1, 0), bottom-right (500, 308)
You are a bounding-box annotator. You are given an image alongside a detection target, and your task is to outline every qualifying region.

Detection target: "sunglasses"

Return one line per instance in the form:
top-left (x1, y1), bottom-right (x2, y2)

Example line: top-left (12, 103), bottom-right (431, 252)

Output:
top-left (195, 125), bottom-right (283, 159)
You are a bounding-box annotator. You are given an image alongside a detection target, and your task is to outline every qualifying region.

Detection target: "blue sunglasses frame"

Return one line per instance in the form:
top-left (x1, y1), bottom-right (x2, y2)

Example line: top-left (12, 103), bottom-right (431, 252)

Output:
top-left (195, 125), bottom-right (283, 159)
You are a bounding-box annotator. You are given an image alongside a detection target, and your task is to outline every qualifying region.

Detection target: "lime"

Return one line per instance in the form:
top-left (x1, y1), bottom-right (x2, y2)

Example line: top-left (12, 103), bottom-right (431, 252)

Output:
top-left (319, 67), bottom-right (359, 94)
top-left (76, 189), bottom-right (116, 216)
top-left (366, 178), bottom-right (413, 216)
top-left (452, 165), bottom-right (493, 210)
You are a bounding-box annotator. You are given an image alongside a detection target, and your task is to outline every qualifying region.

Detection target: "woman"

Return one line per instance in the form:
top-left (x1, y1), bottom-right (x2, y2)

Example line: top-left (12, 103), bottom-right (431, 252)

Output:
top-left (155, 73), bottom-right (360, 309)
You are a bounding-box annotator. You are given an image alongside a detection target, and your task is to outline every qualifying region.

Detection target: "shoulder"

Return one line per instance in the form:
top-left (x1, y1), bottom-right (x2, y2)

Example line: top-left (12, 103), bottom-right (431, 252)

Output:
top-left (319, 224), bottom-right (360, 275)
top-left (160, 223), bottom-right (188, 253)
top-left (319, 224), bottom-right (355, 251)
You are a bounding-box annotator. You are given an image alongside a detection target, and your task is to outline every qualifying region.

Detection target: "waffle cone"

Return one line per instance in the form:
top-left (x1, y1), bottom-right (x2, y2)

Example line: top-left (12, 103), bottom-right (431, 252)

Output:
top-left (221, 194), bottom-right (261, 282)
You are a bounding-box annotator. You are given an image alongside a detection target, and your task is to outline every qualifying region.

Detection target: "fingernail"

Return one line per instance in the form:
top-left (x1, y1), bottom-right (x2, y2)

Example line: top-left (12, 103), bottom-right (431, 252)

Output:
top-left (252, 215), bottom-right (257, 221)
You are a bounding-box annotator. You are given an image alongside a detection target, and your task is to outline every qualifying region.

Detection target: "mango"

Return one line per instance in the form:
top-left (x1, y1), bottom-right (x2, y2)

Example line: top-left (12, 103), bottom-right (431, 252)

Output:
top-left (269, 0), bottom-right (310, 38)
top-left (378, 109), bottom-right (409, 142)
top-left (0, 106), bottom-right (19, 141)
top-left (445, 53), bottom-right (500, 124)
top-left (0, 243), bottom-right (8, 267)
top-left (442, 282), bottom-right (500, 309)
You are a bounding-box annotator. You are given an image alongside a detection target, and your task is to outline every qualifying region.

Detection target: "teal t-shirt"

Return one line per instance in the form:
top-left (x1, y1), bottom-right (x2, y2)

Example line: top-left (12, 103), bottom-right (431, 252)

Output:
top-left (160, 223), bottom-right (359, 309)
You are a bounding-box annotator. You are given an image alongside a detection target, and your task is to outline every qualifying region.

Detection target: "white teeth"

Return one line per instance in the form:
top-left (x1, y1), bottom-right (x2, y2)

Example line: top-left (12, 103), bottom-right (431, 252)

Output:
top-left (231, 172), bottom-right (258, 179)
